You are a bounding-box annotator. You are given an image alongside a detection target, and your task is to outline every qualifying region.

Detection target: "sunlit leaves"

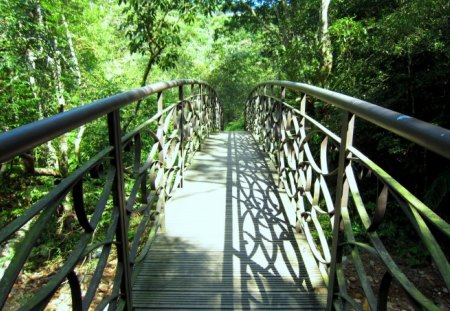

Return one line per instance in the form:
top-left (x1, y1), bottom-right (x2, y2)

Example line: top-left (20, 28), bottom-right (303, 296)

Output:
top-left (329, 17), bottom-right (367, 55)
top-left (120, 0), bottom-right (219, 75)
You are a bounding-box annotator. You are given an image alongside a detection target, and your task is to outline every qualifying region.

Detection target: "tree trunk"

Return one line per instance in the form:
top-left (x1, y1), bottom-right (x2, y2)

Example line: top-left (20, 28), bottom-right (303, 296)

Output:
top-left (54, 43), bottom-right (69, 176)
top-left (62, 15), bottom-right (81, 84)
top-left (141, 56), bottom-right (154, 87)
top-left (277, 0), bottom-right (292, 49)
top-left (26, 49), bottom-right (42, 117)
top-left (123, 56), bottom-right (155, 132)
top-left (20, 153), bottom-right (61, 177)
top-left (63, 14), bottom-right (85, 164)
top-left (28, 5), bottom-right (60, 171)
top-left (320, 0), bottom-right (333, 86)
top-left (47, 34), bottom-right (69, 176)
top-left (47, 25), bottom-right (72, 231)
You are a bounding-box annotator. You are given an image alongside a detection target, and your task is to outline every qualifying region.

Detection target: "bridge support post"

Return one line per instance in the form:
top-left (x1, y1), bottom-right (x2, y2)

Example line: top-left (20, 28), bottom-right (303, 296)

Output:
top-left (326, 112), bottom-right (355, 310)
top-left (278, 86), bottom-right (286, 190)
top-left (107, 110), bottom-right (133, 310)
top-left (157, 91), bottom-right (166, 232)
top-left (178, 86), bottom-right (184, 187)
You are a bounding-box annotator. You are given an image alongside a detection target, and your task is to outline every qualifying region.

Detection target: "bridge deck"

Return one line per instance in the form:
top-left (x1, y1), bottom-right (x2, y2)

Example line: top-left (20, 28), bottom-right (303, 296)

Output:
top-left (133, 132), bottom-right (327, 310)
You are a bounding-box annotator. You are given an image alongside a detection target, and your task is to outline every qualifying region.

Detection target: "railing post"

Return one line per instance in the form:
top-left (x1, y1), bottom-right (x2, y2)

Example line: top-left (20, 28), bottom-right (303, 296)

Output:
top-left (244, 97), bottom-right (247, 130)
top-left (295, 94), bottom-right (307, 233)
top-left (216, 92), bottom-right (221, 131)
top-left (217, 94), bottom-right (222, 131)
top-left (157, 92), bottom-right (165, 167)
top-left (278, 86), bottom-right (286, 189)
top-left (326, 112), bottom-right (355, 310)
top-left (207, 87), bottom-right (211, 132)
top-left (256, 90), bottom-right (262, 143)
top-left (262, 85), bottom-right (269, 151)
top-left (107, 110), bottom-right (132, 310)
top-left (197, 84), bottom-right (203, 133)
top-left (178, 85), bottom-right (184, 187)
top-left (157, 91), bottom-right (164, 131)
top-left (156, 91), bottom-right (166, 231)
top-left (210, 87), bottom-right (217, 132)
top-left (299, 93), bottom-right (306, 163)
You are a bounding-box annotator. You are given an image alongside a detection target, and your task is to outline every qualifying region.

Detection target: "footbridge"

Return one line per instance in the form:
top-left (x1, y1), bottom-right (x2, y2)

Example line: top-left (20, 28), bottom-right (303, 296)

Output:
top-left (0, 80), bottom-right (449, 310)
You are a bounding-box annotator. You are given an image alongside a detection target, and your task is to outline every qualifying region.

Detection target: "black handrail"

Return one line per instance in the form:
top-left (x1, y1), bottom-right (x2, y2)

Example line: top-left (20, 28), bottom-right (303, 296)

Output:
top-left (0, 79), bottom-right (209, 163)
top-left (0, 79), bottom-right (223, 310)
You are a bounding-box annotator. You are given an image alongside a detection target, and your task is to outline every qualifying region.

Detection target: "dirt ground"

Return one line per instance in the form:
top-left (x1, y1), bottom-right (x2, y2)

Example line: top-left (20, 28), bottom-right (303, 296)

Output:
top-left (342, 252), bottom-right (450, 310)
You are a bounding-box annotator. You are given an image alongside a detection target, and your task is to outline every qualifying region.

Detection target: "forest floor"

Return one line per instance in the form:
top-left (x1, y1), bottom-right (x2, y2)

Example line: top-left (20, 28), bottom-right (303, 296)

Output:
top-left (5, 255), bottom-right (117, 311)
top-left (343, 252), bottom-right (450, 310)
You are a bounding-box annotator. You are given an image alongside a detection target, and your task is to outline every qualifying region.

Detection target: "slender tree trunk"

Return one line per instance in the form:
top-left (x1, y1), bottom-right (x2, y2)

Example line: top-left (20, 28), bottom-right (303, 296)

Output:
top-left (27, 5), bottom-right (60, 171)
top-left (20, 153), bottom-right (61, 176)
top-left (0, 163), bottom-right (6, 177)
top-left (53, 42), bottom-right (69, 176)
top-left (141, 56), bottom-right (155, 87)
top-left (320, 0), bottom-right (333, 86)
top-left (278, 0), bottom-right (292, 49)
top-left (63, 15), bottom-right (85, 164)
top-left (46, 34), bottom-right (69, 176)
top-left (33, 5), bottom-right (45, 119)
top-left (26, 50), bottom-right (42, 117)
top-left (123, 56), bottom-right (155, 132)
top-left (62, 15), bottom-right (81, 83)
top-left (47, 34), bottom-right (73, 232)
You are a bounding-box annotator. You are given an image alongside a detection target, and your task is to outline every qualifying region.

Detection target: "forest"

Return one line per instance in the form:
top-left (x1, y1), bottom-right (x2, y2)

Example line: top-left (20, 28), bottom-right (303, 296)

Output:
top-left (0, 0), bottom-right (449, 308)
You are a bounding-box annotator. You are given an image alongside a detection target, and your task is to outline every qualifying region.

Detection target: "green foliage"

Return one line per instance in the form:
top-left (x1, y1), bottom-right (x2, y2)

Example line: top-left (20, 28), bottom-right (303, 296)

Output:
top-left (169, 14), bottom-right (220, 80)
top-left (120, 0), bottom-right (219, 85)
top-left (225, 117), bottom-right (245, 131)
top-left (378, 218), bottom-right (431, 268)
top-left (209, 16), bottom-right (275, 124)
top-left (424, 166), bottom-right (450, 213)
top-left (222, 0), bottom-right (321, 82)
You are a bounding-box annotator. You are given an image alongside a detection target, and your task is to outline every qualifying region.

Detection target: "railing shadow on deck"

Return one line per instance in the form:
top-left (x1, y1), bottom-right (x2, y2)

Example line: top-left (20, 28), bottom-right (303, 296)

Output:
top-left (222, 132), bottom-right (326, 309)
top-left (141, 131), bottom-right (326, 309)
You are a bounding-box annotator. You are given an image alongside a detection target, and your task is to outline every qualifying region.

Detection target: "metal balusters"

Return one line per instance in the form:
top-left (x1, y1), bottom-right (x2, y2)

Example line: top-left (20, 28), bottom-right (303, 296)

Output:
top-left (245, 80), bottom-right (450, 311)
top-left (277, 86), bottom-right (286, 190)
top-left (107, 110), bottom-right (133, 310)
top-left (178, 86), bottom-right (185, 187)
top-left (326, 112), bottom-right (354, 310)
top-left (0, 80), bottom-right (222, 310)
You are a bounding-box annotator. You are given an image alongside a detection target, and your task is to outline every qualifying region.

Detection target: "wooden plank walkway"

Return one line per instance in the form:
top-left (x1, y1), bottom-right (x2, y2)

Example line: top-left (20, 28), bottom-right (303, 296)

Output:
top-left (133, 132), bottom-right (327, 310)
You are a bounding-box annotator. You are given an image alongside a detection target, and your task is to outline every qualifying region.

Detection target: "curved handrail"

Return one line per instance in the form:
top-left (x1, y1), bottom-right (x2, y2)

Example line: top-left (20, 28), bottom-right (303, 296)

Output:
top-left (0, 79), bottom-right (213, 163)
top-left (0, 79), bottom-right (223, 310)
top-left (246, 80), bottom-right (449, 311)
top-left (256, 80), bottom-right (450, 160)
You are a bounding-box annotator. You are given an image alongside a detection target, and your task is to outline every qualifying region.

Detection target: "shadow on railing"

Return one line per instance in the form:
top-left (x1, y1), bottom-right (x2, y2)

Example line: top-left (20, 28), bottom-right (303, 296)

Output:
top-left (0, 79), bottom-right (223, 310)
top-left (245, 80), bottom-right (450, 311)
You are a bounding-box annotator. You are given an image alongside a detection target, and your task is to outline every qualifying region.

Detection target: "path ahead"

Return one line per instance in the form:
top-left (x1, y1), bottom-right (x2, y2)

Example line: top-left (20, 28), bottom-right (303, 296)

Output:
top-left (133, 132), bottom-right (327, 310)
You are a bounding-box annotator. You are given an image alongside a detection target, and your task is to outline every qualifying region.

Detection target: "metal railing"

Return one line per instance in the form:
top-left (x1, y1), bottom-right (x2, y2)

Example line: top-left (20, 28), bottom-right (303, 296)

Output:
top-left (245, 80), bottom-right (450, 311)
top-left (0, 79), bottom-right (223, 310)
